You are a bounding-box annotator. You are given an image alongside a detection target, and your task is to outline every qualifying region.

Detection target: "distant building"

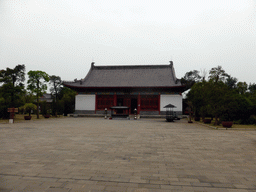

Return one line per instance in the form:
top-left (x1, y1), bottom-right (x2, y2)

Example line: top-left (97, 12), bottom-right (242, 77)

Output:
top-left (39, 93), bottom-right (53, 103)
top-left (38, 93), bottom-right (53, 113)
top-left (63, 61), bottom-right (185, 115)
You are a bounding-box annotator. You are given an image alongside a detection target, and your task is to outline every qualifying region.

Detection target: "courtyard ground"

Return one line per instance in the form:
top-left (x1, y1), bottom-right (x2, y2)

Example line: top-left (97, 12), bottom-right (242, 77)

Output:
top-left (0, 117), bottom-right (256, 192)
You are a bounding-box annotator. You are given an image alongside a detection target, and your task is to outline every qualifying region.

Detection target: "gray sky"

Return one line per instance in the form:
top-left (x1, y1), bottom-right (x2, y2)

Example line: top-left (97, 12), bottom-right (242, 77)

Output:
top-left (1, 0), bottom-right (255, 84)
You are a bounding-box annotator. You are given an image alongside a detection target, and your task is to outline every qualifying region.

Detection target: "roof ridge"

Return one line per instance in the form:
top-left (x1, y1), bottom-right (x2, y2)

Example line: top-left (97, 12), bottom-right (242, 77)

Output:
top-left (93, 64), bottom-right (171, 70)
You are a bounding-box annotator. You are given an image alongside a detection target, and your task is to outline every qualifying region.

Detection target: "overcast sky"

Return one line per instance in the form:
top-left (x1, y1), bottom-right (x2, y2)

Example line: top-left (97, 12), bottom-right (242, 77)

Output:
top-left (1, 0), bottom-right (255, 85)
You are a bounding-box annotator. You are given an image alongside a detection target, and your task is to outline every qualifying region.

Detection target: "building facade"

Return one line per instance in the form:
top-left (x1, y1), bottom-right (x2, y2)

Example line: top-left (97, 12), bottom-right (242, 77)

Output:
top-left (63, 61), bottom-right (185, 115)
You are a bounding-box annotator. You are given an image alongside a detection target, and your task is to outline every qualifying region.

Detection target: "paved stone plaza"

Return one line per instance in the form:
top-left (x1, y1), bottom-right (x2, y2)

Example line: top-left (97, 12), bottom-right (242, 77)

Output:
top-left (0, 118), bottom-right (256, 192)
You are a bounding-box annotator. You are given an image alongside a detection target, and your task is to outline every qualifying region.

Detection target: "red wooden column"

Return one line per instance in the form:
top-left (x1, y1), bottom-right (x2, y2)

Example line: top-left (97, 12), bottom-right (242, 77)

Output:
top-left (137, 93), bottom-right (141, 114)
top-left (114, 93), bottom-right (117, 106)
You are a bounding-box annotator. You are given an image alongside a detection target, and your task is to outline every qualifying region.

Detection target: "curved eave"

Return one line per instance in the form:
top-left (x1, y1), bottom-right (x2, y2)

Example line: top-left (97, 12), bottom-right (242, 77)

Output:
top-left (63, 83), bottom-right (186, 93)
top-left (63, 84), bottom-right (185, 89)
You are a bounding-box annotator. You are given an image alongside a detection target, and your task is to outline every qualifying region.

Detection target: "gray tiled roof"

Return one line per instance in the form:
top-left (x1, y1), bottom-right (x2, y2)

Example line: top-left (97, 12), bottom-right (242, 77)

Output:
top-left (39, 94), bottom-right (53, 103)
top-left (63, 62), bottom-right (182, 88)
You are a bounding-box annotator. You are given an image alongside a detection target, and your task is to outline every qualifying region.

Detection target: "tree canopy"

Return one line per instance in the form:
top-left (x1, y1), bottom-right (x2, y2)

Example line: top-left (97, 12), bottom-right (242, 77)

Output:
top-left (186, 65), bottom-right (256, 124)
top-left (49, 75), bottom-right (62, 100)
top-left (181, 70), bottom-right (201, 90)
top-left (0, 65), bottom-right (26, 118)
top-left (0, 64), bottom-right (25, 86)
top-left (0, 64), bottom-right (78, 119)
top-left (208, 65), bottom-right (229, 83)
top-left (27, 70), bottom-right (49, 119)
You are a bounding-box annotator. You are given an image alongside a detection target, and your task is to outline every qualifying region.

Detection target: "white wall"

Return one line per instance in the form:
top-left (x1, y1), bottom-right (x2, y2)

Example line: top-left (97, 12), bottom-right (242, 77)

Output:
top-left (75, 94), bottom-right (95, 110)
top-left (160, 94), bottom-right (182, 112)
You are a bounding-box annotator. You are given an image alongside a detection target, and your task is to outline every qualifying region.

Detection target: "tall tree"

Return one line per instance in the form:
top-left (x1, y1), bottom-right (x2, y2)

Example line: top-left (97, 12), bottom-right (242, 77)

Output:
top-left (186, 81), bottom-right (208, 120)
top-left (225, 75), bottom-right (238, 90)
top-left (7, 65), bottom-right (25, 86)
top-left (49, 75), bottom-right (62, 100)
top-left (181, 70), bottom-right (201, 90)
top-left (237, 82), bottom-right (248, 95)
top-left (0, 65), bottom-right (25, 106)
top-left (59, 87), bottom-right (77, 116)
top-left (209, 66), bottom-right (229, 83)
top-left (248, 83), bottom-right (256, 118)
top-left (206, 81), bottom-right (229, 125)
top-left (27, 70), bottom-right (49, 119)
top-left (0, 64), bottom-right (25, 106)
top-left (49, 75), bottom-right (62, 116)
top-left (248, 83), bottom-right (256, 94)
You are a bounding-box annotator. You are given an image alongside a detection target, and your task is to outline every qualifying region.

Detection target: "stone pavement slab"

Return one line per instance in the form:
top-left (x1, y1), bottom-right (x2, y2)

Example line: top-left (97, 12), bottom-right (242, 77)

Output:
top-left (0, 117), bottom-right (256, 191)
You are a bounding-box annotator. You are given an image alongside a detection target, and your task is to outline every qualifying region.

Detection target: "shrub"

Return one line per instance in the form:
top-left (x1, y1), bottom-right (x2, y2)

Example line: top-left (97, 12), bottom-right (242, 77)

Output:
top-left (20, 103), bottom-right (37, 116)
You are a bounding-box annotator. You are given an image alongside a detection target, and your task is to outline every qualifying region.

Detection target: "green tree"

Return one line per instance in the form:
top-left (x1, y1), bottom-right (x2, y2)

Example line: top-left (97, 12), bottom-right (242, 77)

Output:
top-left (225, 75), bottom-right (238, 90)
top-left (49, 75), bottom-right (62, 116)
top-left (188, 78), bottom-right (237, 124)
top-left (236, 82), bottom-right (248, 95)
top-left (59, 87), bottom-right (77, 116)
top-left (0, 64), bottom-right (25, 106)
top-left (186, 65), bottom-right (256, 125)
top-left (248, 83), bottom-right (256, 94)
top-left (209, 66), bottom-right (229, 83)
top-left (0, 97), bottom-right (6, 118)
top-left (233, 94), bottom-right (253, 124)
top-left (186, 81), bottom-right (208, 119)
top-left (20, 103), bottom-right (37, 116)
top-left (202, 82), bottom-right (223, 124)
top-left (49, 75), bottom-right (62, 100)
top-left (188, 79), bottom-right (254, 124)
top-left (27, 70), bottom-right (49, 119)
top-left (181, 70), bottom-right (201, 90)
top-left (0, 65), bottom-right (25, 86)
top-left (0, 65), bottom-right (26, 118)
